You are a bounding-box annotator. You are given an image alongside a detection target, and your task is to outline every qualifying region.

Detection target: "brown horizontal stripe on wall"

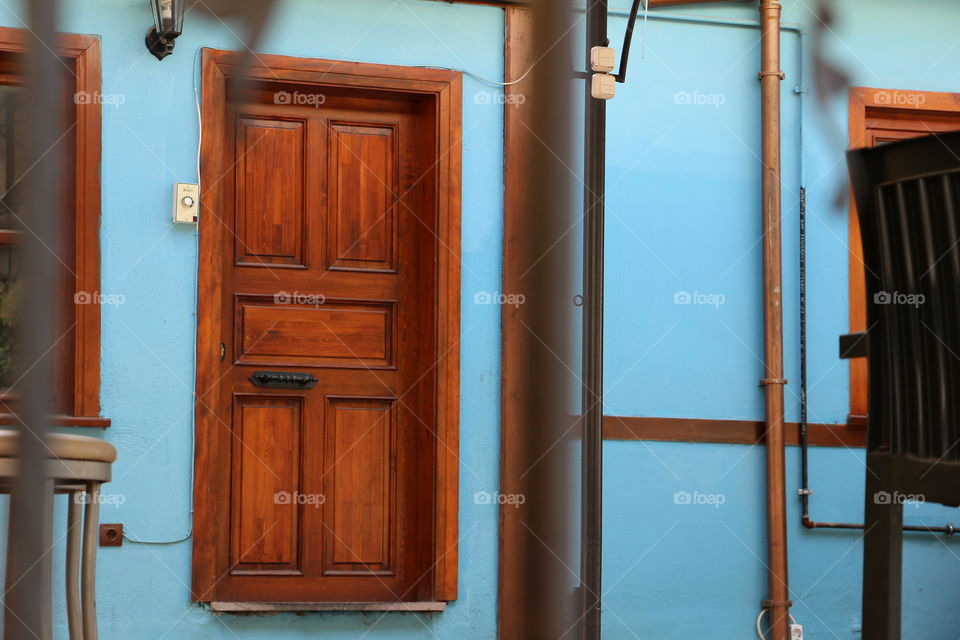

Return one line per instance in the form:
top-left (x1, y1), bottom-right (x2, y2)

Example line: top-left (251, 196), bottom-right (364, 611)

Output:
top-left (603, 415), bottom-right (867, 448)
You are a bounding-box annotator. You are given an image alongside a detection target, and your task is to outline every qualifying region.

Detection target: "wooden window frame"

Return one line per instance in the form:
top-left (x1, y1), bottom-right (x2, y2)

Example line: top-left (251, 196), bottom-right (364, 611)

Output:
top-left (847, 86), bottom-right (960, 427)
top-left (191, 49), bottom-right (462, 605)
top-left (0, 27), bottom-right (106, 427)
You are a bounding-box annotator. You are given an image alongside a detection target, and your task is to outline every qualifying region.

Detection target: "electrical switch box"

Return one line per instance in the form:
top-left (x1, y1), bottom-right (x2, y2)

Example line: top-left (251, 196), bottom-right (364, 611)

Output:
top-left (590, 46), bottom-right (616, 73)
top-left (591, 73), bottom-right (616, 100)
top-left (173, 182), bottom-right (199, 224)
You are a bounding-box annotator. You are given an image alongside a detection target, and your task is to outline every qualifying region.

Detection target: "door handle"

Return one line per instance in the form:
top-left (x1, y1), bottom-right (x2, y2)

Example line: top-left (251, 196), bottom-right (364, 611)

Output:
top-left (249, 371), bottom-right (318, 389)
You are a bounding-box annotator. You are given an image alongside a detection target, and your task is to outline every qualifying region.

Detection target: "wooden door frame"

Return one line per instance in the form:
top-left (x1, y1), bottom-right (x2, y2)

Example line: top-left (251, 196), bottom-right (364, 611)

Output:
top-left (847, 86), bottom-right (960, 425)
top-left (192, 49), bottom-right (462, 603)
top-left (499, 7), bottom-right (536, 638)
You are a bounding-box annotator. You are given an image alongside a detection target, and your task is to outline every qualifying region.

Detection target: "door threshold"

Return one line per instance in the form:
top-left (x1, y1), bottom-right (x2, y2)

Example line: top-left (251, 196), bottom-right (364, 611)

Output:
top-left (210, 601), bottom-right (447, 613)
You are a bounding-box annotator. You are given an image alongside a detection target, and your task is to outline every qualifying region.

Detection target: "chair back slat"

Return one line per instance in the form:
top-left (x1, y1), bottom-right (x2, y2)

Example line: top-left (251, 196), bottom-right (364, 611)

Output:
top-left (848, 132), bottom-right (960, 462)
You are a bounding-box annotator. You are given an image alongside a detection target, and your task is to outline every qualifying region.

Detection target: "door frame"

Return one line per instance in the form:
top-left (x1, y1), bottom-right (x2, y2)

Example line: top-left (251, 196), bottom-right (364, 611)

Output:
top-left (191, 48), bottom-right (462, 603)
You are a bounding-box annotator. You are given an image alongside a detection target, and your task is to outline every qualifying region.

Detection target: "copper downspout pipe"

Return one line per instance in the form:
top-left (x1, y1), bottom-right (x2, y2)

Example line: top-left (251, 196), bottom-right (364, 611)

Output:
top-left (759, 2), bottom-right (791, 639)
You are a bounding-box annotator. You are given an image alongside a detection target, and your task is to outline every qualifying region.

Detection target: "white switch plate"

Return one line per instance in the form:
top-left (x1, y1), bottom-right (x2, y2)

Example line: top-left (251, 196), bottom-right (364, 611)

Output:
top-left (591, 73), bottom-right (616, 100)
top-left (173, 182), bottom-right (199, 224)
top-left (590, 46), bottom-right (616, 73)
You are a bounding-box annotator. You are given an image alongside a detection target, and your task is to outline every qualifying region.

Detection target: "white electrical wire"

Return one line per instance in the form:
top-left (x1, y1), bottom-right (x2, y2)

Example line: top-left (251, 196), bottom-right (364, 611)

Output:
top-left (195, 46), bottom-right (203, 193)
top-left (422, 64), bottom-right (534, 88)
top-left (640, 0), bottom-right (649, 60)
top-left (121, 47), bottom-right (204, 546)
top-left (756, 609), bottom-right (799, 639)
top-left (118, 43), bottom-right (525, 544)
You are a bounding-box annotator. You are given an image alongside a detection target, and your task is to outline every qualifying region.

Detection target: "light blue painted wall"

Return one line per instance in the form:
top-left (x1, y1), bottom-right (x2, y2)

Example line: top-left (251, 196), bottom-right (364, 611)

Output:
top-left (603, 1), bottom-right (960, 638)
top-left (0, 0), bottom-right (958, 638)
top-left (0, 0), bottom-right (504, 638)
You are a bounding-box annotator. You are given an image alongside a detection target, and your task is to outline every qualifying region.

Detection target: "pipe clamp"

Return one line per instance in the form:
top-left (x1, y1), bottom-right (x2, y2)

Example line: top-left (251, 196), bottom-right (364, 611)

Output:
top-left (759, 378), bottom-right (788, 386)
top-left (761, 599), bottom-right (793, 609)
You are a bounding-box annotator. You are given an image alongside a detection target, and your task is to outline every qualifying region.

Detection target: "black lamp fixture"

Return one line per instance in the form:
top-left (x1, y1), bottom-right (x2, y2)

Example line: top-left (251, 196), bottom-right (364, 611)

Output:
top-left (145, 0), bottom-right (184, 61)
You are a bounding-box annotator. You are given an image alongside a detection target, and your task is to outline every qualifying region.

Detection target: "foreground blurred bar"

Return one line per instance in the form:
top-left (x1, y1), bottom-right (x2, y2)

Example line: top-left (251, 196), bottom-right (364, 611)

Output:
top-left (6, 0), bottom-right (63, 637)
top-left (512, 0), bottom-right (581, 637)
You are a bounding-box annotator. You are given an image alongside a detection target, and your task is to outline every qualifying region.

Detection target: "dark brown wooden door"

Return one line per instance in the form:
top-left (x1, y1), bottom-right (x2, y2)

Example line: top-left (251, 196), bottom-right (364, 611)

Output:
top-left (203, 79), bottom-right (440, 604)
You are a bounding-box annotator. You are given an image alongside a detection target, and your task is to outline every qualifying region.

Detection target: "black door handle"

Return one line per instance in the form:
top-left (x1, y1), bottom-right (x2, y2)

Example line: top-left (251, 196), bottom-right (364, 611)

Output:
top-left (249, 371), bottom-right (318, 389)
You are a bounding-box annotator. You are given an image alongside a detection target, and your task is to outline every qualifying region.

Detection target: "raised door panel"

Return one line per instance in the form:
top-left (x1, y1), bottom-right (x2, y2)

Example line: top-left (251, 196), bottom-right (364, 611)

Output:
top-left (230, 395), bottom-right (304, 575)
top-left (323, 397), bottom-right (397, 576)
top-left (327, 123), bottom-right (397, 272)
top-left (235, 296), bottom-right (395, 369)
top-left (235, 116), bottom-right (306, 267)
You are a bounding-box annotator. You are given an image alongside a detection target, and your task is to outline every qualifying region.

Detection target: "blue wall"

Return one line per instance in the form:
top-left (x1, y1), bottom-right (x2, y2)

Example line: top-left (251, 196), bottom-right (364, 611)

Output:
top-left (0, 0), bottom-right (504, 638)
top-left (1, 0), bottom-right (959, 638)
top-left (603, 1), bottom-right (960, 638)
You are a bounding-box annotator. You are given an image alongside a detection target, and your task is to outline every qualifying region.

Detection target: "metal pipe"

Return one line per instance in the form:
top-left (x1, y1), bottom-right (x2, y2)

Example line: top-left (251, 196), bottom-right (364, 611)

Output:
top-left (802, 518), bottom-right (956, 536)
top-left (581, 1), bottom-right (607, 638)
top-left (608, 7), bottom-right (802, 32)
top-left (800, 185), bottom-right (811, 522)
top-left (758, 2), bottom-right (790, 640)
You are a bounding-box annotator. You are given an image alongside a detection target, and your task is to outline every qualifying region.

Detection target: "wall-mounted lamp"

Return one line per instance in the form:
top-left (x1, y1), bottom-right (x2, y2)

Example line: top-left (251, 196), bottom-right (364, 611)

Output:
top-left (145, 0), bottom-right (184, 61)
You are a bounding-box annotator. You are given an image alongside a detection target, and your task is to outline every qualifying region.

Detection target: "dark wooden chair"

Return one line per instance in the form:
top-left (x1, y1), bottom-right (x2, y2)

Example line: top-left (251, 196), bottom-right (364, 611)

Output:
top-left (847, 130), bottom-right (960, 639)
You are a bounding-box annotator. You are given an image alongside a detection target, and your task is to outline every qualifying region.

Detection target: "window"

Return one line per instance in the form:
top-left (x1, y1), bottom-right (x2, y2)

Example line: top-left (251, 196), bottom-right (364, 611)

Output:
top-left (847, 87), bottom-right (960, 425)
top-left (0, 28), bottom-right (106, 427)
top-left (0, 80), bottom-right (25, 391)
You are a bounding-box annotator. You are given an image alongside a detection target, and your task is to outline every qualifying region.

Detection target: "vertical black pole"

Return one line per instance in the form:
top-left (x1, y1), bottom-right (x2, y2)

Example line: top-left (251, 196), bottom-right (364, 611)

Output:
top-left (6, 0), bottom-right (61, 637)
top-left (581, 1), bottom-right (607, 639)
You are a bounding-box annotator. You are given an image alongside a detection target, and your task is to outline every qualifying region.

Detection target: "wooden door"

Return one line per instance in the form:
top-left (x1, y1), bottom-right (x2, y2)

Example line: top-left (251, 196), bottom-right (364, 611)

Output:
top-left (192, 52), bottom-right (462, 605)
